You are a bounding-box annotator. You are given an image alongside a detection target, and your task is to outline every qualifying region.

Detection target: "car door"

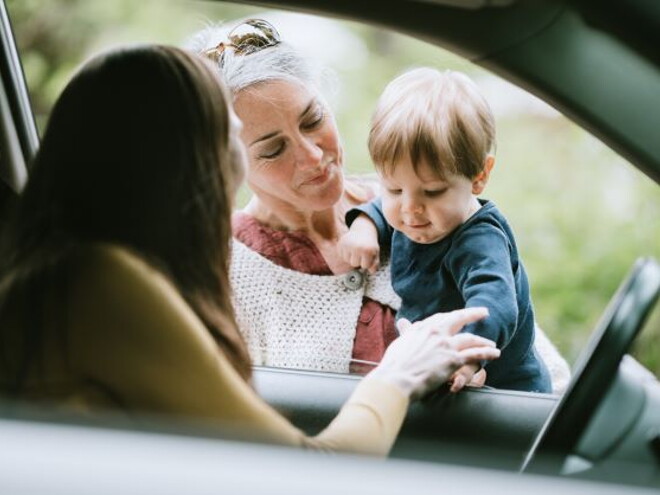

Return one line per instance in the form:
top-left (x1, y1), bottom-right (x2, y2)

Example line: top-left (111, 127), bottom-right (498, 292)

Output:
top-left (253, 366), bottom-right (558, 467)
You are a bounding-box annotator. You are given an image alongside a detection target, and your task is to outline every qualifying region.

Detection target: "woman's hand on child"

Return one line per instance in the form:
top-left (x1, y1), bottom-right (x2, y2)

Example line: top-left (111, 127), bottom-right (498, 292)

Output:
top-left (369, 308), bottom-right (500, 401)
top-left (338, 214), bottom-right (380, 273)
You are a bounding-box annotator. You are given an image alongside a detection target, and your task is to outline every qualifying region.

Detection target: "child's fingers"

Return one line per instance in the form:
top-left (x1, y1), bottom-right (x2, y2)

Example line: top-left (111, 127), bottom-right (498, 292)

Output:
top-left (469, 368), bottom-right (487, 387)
top-left (337, 243), bottom-right (348, 264)
top-left (450, 374), bottom-right (466, 393)
top-left (339, 240), bottom-right (353, 264)
top-left (362, 252), bottom-right (379, 273)
top-left (359, 253), bottom-right (369, 271)
top-left (349, 252), bottom-right (362, 269)
top-left (344, 247), bottom-right (379, 271)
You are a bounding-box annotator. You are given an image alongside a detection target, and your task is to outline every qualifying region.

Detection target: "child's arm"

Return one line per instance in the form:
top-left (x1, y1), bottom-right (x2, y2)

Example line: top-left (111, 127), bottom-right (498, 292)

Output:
top-left (447, 224), bottom-right (520, 349)
top-left (338, 214), bottom-right (380, 273)
top-left (342, 198), bottom-right (394, 273)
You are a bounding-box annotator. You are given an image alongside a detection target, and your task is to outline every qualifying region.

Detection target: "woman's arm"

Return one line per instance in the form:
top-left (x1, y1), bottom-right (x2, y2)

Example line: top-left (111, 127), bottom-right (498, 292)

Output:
top-left (67, 245), bottom-right (497, 455)
top-left (67, 244), bottom-right (408, 455)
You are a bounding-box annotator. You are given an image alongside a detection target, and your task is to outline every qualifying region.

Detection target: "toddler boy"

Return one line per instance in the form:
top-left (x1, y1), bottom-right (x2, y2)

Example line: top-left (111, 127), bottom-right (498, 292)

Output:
top-left (339, 68), bottom-right (550, 393)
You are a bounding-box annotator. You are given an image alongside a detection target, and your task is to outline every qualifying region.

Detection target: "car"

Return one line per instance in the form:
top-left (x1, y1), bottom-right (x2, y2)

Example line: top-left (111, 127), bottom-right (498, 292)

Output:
top-left (0, 0), bottom-right (658, 493)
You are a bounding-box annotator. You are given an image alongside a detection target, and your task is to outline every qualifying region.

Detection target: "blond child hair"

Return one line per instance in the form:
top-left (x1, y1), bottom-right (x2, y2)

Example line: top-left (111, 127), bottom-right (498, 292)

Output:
top-left (368, 67), bottom-right (495, 180)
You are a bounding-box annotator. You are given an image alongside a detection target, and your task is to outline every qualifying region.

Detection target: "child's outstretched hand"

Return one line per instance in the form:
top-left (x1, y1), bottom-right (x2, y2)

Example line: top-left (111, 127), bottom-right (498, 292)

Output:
top-left (449, 363), bottom-right (486, 393)
top-left (338, 214), bottom-right (380, 274)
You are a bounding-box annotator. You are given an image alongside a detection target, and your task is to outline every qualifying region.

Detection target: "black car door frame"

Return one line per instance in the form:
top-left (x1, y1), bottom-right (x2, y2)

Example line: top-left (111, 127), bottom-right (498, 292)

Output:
top-left (0, 0), bottom-right (38, 198)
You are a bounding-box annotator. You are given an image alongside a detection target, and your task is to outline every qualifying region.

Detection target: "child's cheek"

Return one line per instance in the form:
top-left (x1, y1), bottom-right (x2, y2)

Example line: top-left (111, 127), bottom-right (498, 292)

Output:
top-left (381, 195), bottom-right (400, 228)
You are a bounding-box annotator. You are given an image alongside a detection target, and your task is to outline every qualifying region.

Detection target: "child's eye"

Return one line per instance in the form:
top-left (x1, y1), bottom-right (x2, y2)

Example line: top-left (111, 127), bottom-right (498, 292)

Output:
top-left (424, 189), bottom-right (447, 197)
top-left (386, 188), bottom-right (402, 195)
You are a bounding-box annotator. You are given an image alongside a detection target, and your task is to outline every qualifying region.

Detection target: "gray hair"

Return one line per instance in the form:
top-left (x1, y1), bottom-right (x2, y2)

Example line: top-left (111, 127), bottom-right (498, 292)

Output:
top-left (186, 23), bottom-right (324, 97)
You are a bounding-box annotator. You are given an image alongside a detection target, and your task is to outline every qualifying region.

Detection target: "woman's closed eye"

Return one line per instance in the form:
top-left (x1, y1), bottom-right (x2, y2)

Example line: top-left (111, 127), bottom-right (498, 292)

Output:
top-left (301, 107), bottom-right (325, 131)
top-left (259, 140), bottom-right (286, 159)
top-left (386, 188), bottom-right (402, 195)
top-left (256, 108), bottom-right (324, 160)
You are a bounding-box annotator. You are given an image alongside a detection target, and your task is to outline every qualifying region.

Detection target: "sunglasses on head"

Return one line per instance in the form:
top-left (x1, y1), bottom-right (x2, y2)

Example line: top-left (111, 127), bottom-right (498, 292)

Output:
top-left (203, 19), bottom-right (281, 66)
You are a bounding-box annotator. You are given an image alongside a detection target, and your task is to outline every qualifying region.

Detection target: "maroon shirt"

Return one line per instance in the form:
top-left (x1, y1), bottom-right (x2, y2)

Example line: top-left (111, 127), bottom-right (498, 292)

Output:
top-left (232, 211), bottom-right (398, 374)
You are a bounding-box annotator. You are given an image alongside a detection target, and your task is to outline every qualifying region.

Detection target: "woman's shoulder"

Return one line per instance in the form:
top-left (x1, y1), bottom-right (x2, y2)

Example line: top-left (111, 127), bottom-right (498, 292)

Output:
top-left (71, 243), bottom-right (164, 285)
top-left (72, 242), bottom-right (141, 268)
top-left (1, 243), bottom-right (164, 308)
top-left (68, 243), bottom-right (179, 311)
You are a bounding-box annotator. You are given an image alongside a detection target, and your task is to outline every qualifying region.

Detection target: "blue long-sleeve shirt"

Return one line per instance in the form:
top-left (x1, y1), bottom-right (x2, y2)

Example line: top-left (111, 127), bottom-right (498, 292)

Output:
top-left (348, 198), bottom-right (550, 392)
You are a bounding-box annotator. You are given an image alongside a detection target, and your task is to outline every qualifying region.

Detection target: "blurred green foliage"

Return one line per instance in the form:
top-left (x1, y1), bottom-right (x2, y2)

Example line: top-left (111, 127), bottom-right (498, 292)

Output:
top-left (6, 0), bottom-right (659, 375)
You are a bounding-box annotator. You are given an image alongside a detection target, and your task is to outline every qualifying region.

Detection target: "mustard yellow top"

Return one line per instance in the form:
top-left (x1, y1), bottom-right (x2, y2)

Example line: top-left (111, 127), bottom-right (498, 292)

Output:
top-left (0, 244), bottom-right (408, 455)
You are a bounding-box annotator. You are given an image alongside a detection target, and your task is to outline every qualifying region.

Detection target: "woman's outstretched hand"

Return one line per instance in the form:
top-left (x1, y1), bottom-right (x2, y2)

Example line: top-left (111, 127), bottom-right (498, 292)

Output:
top-left (369, 308), bottom-right (500, 400)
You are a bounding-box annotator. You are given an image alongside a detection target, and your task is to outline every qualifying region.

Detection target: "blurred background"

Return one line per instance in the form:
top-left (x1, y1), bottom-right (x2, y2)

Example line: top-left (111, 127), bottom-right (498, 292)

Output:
top-left (7, 0), bottom-right (659, 374)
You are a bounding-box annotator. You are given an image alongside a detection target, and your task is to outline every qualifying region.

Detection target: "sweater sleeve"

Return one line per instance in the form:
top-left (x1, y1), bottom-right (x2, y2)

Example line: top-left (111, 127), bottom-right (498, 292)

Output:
top-left (345, 198), bottom-right (393, 252)
top-left (68, 245), bottom-right (408, 456)
top-left (445, 225), bottom-right (518, 349)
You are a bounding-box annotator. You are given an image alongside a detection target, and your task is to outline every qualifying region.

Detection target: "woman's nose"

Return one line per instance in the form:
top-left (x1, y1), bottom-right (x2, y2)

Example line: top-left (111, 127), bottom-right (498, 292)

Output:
top-left (295, 137), bottom-right (323, 168)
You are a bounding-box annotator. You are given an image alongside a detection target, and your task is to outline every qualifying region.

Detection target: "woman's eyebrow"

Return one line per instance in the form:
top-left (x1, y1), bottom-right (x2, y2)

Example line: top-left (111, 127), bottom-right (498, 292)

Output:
top-left (299, 99), bottom-right (316, 120)
top-left (249, 99), bottom-right (316, 147)
top-left (250, 130), bottom-right (279, 147)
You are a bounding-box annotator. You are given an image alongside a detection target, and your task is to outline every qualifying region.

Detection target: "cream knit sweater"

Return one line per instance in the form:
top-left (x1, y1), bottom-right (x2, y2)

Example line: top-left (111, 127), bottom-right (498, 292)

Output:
top-left (231, 239), bottom-right (401, 373)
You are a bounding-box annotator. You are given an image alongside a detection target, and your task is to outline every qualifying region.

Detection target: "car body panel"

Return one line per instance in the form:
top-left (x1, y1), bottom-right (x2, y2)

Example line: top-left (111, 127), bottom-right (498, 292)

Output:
top-left (254, 366), bottom-right (557, 468)
top-left (3, 415), bottom-right (659, 495)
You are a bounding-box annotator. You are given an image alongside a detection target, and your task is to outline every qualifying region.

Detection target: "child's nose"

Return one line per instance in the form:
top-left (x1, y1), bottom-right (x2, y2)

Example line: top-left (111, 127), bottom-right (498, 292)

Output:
top-left (402, 195), bottom-right (424, 214)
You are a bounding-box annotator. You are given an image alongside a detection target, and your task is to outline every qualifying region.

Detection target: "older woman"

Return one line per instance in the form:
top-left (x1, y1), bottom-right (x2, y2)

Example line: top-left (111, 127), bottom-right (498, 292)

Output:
top-left (189, 19), bottom-right (570, 390)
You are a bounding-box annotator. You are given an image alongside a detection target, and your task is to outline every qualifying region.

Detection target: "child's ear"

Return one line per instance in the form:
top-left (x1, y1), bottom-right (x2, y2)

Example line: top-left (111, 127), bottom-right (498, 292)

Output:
top-left (472, 155), bottom-right (495, 195)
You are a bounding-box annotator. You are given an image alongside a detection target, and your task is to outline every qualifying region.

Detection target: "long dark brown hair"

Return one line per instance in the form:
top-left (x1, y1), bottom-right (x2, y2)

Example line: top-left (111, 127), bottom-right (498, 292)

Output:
top-left (0, 45), bottom-right (251, 392)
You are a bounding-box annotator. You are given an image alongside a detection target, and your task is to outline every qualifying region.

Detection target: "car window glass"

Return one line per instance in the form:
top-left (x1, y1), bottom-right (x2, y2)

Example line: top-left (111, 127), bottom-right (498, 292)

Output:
top-left (6, 0), bottom-right (659, 389)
